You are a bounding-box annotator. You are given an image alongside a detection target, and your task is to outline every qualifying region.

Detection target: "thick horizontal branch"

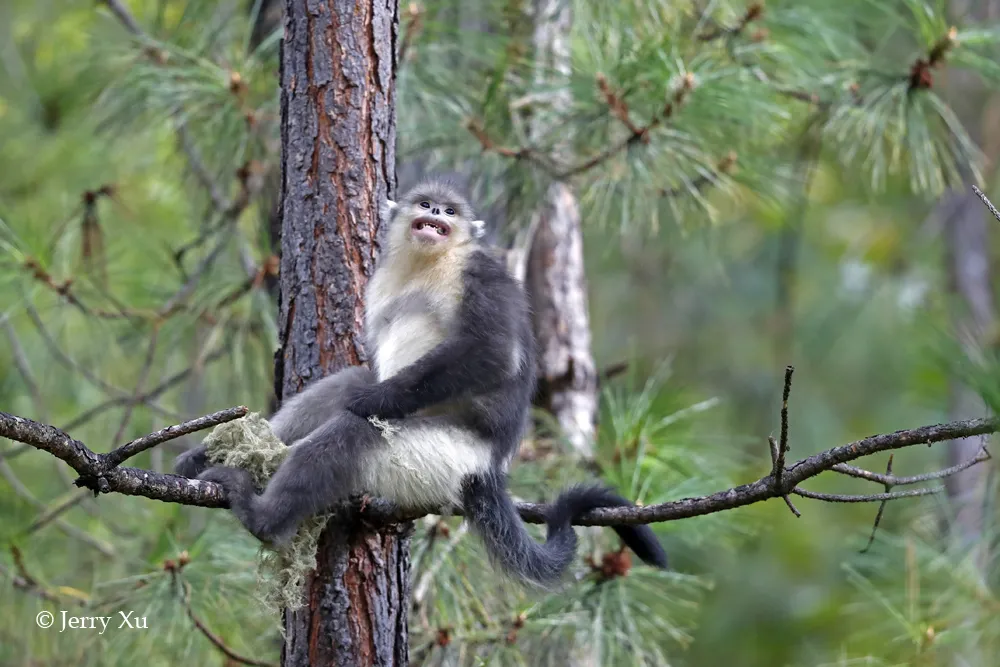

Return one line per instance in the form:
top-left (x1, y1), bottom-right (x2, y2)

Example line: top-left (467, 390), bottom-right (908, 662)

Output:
top-left (2, 410), bottom-right (996, 526)
top-left (0, 409), bottom-right (240, 508)
top-left (360, 416), bottom-right (998, 526)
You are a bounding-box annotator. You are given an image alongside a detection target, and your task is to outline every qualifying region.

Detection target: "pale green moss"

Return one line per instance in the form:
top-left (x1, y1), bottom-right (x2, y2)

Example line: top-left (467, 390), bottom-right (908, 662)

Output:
top-left (202, 413), bottom-right (330, 613)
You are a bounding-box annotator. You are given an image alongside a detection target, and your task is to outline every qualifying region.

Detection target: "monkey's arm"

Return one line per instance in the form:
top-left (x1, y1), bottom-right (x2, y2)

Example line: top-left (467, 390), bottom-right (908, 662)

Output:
top-left (173, 366), bottom-right (375, 479)
top-left (347, 262), bottom-right (522, 419)
top-left (268, 366), bottom-right (375, 444)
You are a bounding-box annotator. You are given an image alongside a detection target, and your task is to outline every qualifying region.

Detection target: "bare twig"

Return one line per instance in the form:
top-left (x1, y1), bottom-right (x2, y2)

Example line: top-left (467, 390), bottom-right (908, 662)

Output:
top-left (598, 361), bottom-right (630, 384)
top-left (765, 366), bottom-right (799, 515)
top-left (774, 365), bottom-right (793, 486)
top-left (398, 2), bottom-right (424, 65)
top-left (99, 0), bottom-right (145, 37)
top-left (1, 548), bottom-right (72, 604)
top-left (104, 406), bottom-right (248, 469)
top-left (24, 490), bottom-right (91, 536)
top-left (833, 446), bottom-right (991, 486)
top-left (972, 185), bottom-right (1000, 224)
top-left (860, 455), bottom-right (894, 553)
top-left (557, 73), bottom-right (696, 179)
top-left (177, 125), bottom-right (229, 213)
top-left (0, 460), bottom-right (115, 556)
top-left (596, 73), bottom-right (645, 137)
top-left (160, 228), bottom-right (235, 318)
top-left (465, 118), bottom-right (554, 174)
top-left (0, 561), bottom-right (64, 603)
top-left (23, 302), bottom-right (177, 423)
top-left (1, 314), bottom-right (47, 418)
top-left (768, 436), bottom-right (801, 517)
top-left (414, 521), bottom-right (469, 605)
top-left (60, 345), bottom-right (228, 432)
top-left (791, 486), bottom-right (940, 503)
top-left (179, 577), bottom-right (276, 667)
top-left (110, 326), bottom-right (161, 446)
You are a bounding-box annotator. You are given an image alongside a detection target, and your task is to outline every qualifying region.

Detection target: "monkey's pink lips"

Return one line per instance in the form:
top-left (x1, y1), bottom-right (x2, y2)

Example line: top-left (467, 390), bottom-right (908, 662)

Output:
top-left (411, 216), bottom-right (451, 242)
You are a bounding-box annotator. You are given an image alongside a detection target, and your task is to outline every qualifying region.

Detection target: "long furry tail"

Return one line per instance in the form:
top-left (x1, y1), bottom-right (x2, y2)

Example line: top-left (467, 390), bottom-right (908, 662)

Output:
top-left (461, 472), bottom-right (668, 586)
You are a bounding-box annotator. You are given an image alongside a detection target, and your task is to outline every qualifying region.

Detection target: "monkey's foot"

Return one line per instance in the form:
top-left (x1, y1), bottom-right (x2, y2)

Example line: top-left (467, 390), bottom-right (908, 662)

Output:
top-left (199, 466), bottom-right (299, 546)
top-left (174, 444), bottom-right (209, 478)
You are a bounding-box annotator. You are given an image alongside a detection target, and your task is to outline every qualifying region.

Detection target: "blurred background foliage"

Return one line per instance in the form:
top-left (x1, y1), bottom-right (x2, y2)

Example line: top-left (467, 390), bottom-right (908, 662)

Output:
top-left (1, 0), bottom-right (1000, 665)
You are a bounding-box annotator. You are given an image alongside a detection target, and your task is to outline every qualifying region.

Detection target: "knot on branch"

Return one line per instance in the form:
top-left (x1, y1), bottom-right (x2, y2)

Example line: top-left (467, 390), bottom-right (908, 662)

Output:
top-left (74, 472), bottom-right (110, 496)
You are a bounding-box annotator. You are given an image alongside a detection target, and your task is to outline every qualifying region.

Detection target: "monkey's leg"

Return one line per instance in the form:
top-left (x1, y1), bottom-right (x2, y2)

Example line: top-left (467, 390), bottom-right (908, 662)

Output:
top-left (199, 410), bottom-right (382, 545)
top-left (172, 366), bottom-right (376, 478)
top-left (268, 365), bottom-right (376, 445)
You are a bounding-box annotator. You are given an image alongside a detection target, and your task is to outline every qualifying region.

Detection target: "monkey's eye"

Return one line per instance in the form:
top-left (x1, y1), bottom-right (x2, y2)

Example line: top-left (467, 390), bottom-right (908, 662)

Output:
top-left (419, 201), bottom-right (431, 209)
top-left (445, 208), bottom-right (455, 216)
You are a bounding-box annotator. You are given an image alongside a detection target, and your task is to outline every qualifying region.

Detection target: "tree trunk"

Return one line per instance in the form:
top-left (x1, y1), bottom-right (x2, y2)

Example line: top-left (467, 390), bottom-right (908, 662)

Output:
top-left (941, 191), bottom-right (994, 566)
top-left (276, 1), bottom-right (406, 665)
top-left (939, 0), bottom-right (999, 574)
top-left (526, 0), bottom-right (598, 458)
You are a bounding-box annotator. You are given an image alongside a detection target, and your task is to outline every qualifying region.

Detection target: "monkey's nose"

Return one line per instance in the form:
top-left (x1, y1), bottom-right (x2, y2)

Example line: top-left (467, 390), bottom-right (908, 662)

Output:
top-left (431, 207), bottom-right (440, 214)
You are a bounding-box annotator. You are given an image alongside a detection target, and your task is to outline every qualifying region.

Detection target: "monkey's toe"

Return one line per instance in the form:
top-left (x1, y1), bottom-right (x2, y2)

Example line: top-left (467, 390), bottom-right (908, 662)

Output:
top-left (174, 445), bottom-right (208, 478)
top-left (198, 466), bottom-right (256, 498)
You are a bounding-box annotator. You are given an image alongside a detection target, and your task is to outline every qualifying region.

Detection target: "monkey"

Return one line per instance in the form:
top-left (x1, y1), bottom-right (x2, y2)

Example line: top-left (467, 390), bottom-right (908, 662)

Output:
top-left (176, 177), bottom-right (668, 584)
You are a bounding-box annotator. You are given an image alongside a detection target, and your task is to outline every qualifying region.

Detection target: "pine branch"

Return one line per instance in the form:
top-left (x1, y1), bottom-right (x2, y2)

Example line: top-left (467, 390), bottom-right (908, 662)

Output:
top-left (1, 406), bottom-right (995, 525)
top-left (697, 2), bottom-right (765, 42)
top-left (860, 454), bottom-right (895, 553)
top-left (833, 447), bottom-right (991, 486)
top-left (0, 408), bottom-right (245, 508)
top-left (177, 574), bottom-right (277, 667)
top-left (791, 487), bottom-right (940, 503)
top-left (103, 406), bottom-right (249, 469)
top-left (99, 0), bottom-right (145, 38)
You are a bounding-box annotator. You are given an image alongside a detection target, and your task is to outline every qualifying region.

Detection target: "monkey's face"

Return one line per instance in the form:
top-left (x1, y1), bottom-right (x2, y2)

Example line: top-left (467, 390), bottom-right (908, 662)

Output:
top-left (389, 194), bottom-right (484, 255)
top-left (408, 198), bottom-right (462, 247)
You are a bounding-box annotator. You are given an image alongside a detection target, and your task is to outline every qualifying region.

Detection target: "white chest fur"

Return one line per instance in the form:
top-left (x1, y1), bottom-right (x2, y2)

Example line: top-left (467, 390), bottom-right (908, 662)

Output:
top-left (360, 246), bottom-right (491, 508)
top-left (361, 416), bottom-right (491, 509)
top-left (365, 249), bottom-right (467, 381)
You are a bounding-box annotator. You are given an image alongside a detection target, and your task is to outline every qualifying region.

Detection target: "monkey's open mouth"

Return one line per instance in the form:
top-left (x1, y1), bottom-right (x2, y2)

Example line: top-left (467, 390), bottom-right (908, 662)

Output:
top-left (411, 217), bottom-right (451, 240)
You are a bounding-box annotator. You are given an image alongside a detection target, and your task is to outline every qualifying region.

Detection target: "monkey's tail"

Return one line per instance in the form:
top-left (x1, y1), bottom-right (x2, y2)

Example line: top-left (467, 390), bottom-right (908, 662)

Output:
top-left (461, 472), bottom-right (668, 586)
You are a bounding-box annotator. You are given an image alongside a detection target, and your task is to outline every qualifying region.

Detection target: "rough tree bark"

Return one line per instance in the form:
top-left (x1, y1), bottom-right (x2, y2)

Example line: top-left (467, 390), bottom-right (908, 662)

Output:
top-left (275, 1), bottom-right (407, 665)
top-left (941, 191), bottom-right (994, 566)
top-left (526, 0), bottom-right (598, 458)
top-left (940, 0), bottom-right (999, 572)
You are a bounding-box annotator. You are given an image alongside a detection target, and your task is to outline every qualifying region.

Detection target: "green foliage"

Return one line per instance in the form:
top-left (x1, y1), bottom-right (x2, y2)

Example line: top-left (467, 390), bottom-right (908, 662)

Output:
top-left (2, 0), bottom-right (1000, 666)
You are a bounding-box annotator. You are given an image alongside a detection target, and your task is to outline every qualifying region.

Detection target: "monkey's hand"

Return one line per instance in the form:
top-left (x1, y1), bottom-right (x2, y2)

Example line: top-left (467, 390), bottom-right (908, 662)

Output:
top-left (345, 382), bottom-right (407, 420)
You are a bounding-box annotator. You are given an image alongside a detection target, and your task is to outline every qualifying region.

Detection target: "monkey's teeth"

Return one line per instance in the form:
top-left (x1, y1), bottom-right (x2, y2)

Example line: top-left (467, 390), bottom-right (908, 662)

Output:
top-left (436, 227), bottom-right (445, 235)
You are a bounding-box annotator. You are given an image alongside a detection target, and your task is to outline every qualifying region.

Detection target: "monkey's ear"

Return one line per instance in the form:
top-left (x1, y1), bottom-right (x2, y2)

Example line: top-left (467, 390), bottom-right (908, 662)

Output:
top-left (386, 200), bottom-right (398, 212)
top-left (470, 220), bottom-right (487, 239)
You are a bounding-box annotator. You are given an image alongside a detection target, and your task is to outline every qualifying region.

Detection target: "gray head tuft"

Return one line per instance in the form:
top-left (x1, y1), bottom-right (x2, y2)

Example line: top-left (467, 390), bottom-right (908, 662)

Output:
top-left (400, 176), bottom-right (476, 222)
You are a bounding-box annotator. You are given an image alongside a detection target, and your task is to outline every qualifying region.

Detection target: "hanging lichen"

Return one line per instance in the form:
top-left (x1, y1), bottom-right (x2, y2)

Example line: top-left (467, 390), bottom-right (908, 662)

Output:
top-left (202, 413), bottom-right (330, 613)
